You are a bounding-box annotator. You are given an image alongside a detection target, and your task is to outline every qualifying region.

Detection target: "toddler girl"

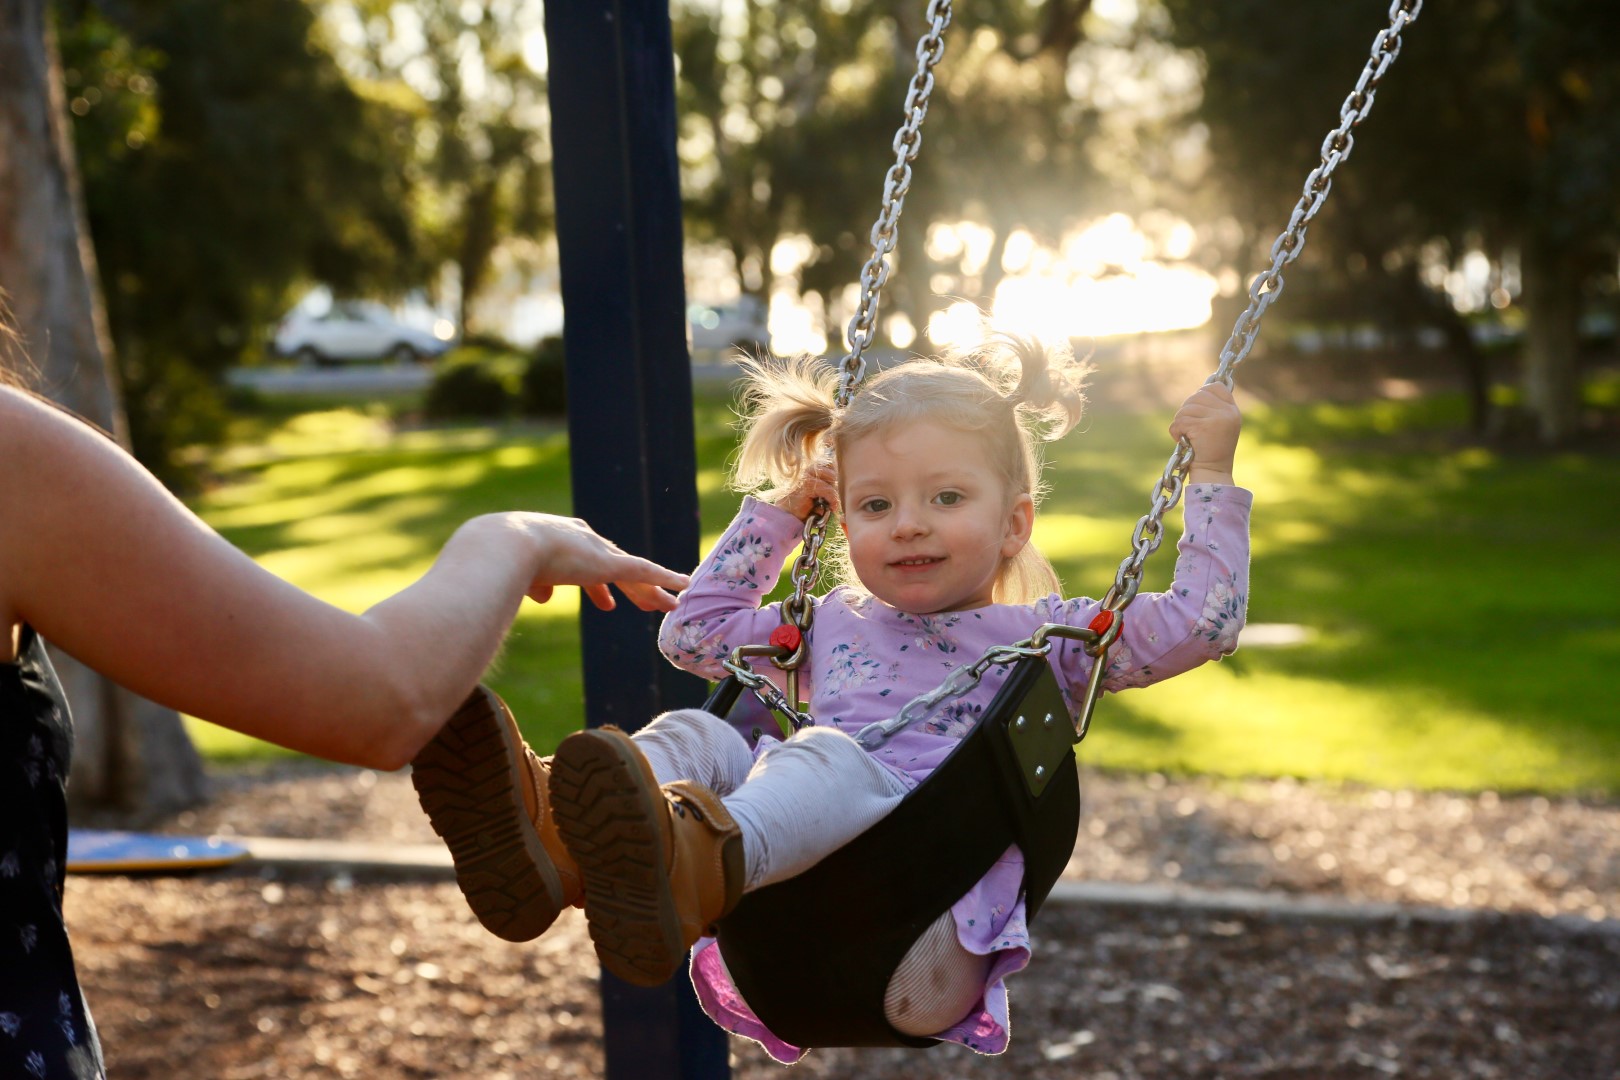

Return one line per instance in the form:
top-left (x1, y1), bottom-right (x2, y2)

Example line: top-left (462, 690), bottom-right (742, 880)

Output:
top-left (412, 337), bottom-right (1249, 1063)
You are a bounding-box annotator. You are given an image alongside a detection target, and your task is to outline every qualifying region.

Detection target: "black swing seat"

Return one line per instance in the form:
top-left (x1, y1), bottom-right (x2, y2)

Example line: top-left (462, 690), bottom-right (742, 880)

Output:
top-left (707, 653), bottom-right (1081, 1050)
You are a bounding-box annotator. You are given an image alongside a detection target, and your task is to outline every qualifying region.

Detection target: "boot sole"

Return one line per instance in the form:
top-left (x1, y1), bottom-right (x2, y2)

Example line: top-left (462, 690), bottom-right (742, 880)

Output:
top-left (411, 687), bottom-right (564, 942)
top-left (550, 729), bottom-right (685, 987)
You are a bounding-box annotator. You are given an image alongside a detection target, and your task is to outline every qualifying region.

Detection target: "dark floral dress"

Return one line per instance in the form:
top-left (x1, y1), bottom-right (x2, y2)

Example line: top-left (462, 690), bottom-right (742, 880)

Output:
top-left (1, 627), bottom-right (105, 1078)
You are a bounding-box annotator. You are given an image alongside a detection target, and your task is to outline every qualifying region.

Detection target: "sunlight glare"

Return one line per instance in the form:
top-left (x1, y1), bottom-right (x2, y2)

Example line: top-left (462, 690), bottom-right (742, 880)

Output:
top-left (928, 303), bottom-right (991, 350)
top-left (887, 312), bottom-right (918, 350)
top-left (767, 294), bottom-right (827, 356)
top-left (523, 28), bottom-right (548, 73)
top-left (926, 221), bottom-right (994, 275)
top-left (926, 213), bottom-right (1218, 346)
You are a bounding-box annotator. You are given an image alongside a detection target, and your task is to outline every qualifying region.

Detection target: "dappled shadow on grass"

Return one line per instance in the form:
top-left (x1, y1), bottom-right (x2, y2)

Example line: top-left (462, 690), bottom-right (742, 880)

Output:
top-left (196, 432), bottom-right (575, 598)
top-left (195, 387), bottom-right (1619, 794)
top-left (1225, 404), bottom-right (1620, 794)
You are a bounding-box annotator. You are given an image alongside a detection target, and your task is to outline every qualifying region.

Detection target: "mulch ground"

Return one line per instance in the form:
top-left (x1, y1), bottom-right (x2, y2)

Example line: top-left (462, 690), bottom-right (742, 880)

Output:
top-left (64, 764), bottom-right (1620, 1079)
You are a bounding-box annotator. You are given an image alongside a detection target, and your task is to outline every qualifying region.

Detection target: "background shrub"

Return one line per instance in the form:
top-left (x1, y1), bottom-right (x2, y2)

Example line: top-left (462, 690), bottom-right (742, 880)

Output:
top-left (423, 352), bottom-right (514, 419)
top-left (521, 335), bottom-right (568, 417)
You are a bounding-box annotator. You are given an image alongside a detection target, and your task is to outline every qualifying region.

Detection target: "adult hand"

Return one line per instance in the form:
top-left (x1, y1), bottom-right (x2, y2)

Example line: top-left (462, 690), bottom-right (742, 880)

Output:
top-left (1169, 382), bottom-right (1241, 485)
top-left (517, 514), bottom-right (689, 612)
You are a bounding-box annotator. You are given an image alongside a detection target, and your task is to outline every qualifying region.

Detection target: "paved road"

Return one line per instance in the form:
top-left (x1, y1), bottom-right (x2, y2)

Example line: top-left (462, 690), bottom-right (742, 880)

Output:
top-left (225, 363), bottom-right (436, 395)
top-left (225, 349), bottom-right (914, 397)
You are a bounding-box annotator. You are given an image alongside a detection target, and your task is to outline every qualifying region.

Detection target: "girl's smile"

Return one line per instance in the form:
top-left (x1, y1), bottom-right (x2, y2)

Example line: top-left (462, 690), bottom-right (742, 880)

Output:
top-left (838, 419), bottom-right (1033, 614)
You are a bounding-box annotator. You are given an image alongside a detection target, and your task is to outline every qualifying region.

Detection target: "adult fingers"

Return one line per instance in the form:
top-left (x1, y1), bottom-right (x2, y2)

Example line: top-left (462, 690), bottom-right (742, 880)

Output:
top-left (620, 582), bottom-right (682, 613)
top-left (608, 553), bottom-right (688, 593)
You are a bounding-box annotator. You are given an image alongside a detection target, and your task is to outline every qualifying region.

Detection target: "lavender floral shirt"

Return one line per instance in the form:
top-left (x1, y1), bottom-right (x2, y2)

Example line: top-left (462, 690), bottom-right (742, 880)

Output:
top-left (662, 487), bottom-right (1252, 1061)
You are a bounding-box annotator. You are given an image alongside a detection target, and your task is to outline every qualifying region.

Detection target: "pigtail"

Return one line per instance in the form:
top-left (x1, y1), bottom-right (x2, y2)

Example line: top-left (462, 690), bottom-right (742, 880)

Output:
top-left (945, 331), bottom-right (1090, 441)
top-left (730, 354), bottom-right (840, 501)
top-left (995, 333), bottom-right (1091, 442)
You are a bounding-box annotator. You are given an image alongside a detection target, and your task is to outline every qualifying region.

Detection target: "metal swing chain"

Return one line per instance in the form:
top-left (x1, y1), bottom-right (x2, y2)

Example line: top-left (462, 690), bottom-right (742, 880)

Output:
top-left (1102, 0), bottom-right (1423, 616)
top-left (835, 0), bottom-right (954, 410)
top-left (764, 0), bottom-right (954, 710)
top-left (858, 0), bottom-right (1423, 750)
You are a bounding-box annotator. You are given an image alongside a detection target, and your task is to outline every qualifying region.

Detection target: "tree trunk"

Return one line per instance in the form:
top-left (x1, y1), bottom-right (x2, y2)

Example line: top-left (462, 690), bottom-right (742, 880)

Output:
top-left (457, 178), bottom-right (498, 336)
top-left (979, 219), bottom-right (1012, 306)
top-left (0, 1), bottom-right (207, 816)
top-left (1519, 235), bottom-right (1584, 445)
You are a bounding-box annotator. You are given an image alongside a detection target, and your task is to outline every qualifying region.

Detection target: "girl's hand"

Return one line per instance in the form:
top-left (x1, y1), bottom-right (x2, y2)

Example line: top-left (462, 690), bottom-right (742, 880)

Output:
top-left (771, 460), bottom-right (839, 521)
top-left (1169, 382), bottom-right (1241, 485)
top-left (518, 514), bottom-right (689, 612)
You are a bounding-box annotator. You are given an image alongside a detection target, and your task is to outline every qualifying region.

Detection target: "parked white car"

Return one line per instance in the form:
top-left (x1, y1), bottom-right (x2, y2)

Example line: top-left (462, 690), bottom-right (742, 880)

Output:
top-left (274, 301), bottom-right (456, 365)
top-left (688, 297), bottom-right (770, 353)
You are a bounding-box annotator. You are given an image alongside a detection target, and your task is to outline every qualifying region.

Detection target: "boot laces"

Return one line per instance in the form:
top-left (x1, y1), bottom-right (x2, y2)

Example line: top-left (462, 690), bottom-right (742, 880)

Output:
top-left (669, 795), bottom-right (705, 823)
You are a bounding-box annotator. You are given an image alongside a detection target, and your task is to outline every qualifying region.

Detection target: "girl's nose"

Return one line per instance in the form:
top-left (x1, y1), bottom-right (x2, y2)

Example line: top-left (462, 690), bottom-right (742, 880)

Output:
top-left (891, 507), bottom-right (927, 540)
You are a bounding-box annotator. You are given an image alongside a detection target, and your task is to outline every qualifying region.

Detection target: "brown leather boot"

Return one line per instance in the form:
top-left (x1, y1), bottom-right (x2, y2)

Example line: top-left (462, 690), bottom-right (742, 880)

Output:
top-left (411, 686), bottom-right (582, 942)
top-left (549, 726), bottom-right (745, 987)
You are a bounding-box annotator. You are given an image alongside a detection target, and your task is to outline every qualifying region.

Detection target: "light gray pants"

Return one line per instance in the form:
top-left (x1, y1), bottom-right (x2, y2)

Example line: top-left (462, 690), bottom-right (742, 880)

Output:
top-left (632, 708), bottom-right (991, 1034)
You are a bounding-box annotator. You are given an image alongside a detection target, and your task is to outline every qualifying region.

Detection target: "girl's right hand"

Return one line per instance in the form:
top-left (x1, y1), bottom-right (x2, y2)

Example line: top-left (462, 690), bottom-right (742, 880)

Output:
top-left (771, 460), bottom-right (839, 521)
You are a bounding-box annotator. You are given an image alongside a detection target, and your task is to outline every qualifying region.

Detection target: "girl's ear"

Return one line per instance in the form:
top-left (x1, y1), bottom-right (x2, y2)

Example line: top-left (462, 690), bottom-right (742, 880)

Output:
top-left (1001, 492), bottom-right (1035, 558)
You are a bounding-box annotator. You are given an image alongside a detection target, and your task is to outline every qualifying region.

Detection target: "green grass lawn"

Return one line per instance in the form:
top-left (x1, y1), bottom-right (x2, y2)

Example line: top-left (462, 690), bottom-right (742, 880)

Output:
top-left (186, 381), bottom-right (1620, 796)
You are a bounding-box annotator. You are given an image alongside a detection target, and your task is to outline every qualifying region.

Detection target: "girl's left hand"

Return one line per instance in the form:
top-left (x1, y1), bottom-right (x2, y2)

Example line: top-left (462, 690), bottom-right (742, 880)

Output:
top-left (1169, 382), bottom-right (1241, 485)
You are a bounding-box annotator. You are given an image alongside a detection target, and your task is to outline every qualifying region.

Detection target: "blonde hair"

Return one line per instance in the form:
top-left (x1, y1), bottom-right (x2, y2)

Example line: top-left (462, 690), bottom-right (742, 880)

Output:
top-left (0, 290), bottom-right (37, 390)
top-left (731, 335), bottom-right (1092, 604)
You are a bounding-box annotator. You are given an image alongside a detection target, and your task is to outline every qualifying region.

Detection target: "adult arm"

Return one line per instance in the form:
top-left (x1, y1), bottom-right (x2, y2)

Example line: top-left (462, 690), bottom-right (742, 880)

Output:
top-left (0, 387), bottom-right (687, 769)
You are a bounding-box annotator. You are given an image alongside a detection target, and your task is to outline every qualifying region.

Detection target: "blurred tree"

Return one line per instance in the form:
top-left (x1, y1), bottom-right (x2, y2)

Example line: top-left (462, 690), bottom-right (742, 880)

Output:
top-left (58, 0), bottom-right (421, 482)
top-left (670, 0), bottom-right (872, 311)
top-left (342, 0), bottom-right (551, 336)
top-left (892, 0), bottom-right (1103, 332)
top-left (671, 0), bottom-right (1105, 351)
top-left (1155, 0), bottom-right (1620, 443)
top-left (1, 0), bottom-right (207, 813)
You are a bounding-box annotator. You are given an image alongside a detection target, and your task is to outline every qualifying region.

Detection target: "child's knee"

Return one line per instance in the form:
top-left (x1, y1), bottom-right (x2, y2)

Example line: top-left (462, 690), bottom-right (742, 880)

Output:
top-left (777, 724), bottom-right (866, 765)
top-left (882, 912), bottom-right (991, 1036)
top-left (644, 707), bottom-right (725, 734)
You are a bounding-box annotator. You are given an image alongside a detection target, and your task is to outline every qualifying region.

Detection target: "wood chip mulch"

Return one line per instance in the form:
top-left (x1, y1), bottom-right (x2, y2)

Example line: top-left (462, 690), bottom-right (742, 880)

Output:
top-left (65, 764), bottom-right (1620, 1079)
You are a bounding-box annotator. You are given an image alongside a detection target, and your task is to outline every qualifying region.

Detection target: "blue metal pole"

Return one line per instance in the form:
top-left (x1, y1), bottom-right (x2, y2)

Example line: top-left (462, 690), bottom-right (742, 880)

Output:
top-left (543, 0), bottom-right (727, 1077)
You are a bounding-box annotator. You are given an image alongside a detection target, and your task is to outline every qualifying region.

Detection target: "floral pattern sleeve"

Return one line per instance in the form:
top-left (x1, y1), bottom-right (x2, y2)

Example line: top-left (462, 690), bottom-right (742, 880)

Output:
top-left (657, 497), bottom-right (808, 679)
top-left (1043, 483), bottom-right (1253, 695)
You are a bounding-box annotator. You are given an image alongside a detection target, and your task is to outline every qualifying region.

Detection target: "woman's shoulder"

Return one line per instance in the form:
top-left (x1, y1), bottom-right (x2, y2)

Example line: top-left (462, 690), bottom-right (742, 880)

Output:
top-left (0, 384), bottom-right (104, 451)
top-left (0, 381), bottom-right (44, 426)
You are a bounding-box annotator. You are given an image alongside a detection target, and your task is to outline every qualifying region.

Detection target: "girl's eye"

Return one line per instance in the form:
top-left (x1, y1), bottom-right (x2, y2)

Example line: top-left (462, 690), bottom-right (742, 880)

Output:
top-left (861, 498), bottom-right (891, 514)
top-left (935, 491), bottom-right (963, 506)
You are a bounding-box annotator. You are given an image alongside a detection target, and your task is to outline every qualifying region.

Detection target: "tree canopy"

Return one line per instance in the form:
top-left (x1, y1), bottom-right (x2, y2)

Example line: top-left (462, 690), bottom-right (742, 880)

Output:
top-left (60, 0), bottom-right (421, 479)
top-left (670, 0), bottom-right (1109, 348)
top-left (1154, 0), bottom-right (1620, 442)
top-left (339, 0), bottom-right (552, 335)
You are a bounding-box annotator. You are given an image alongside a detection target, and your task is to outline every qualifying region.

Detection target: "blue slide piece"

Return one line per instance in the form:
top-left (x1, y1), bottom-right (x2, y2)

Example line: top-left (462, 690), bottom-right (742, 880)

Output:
top-left (66, 829), bottom-right (250, 873)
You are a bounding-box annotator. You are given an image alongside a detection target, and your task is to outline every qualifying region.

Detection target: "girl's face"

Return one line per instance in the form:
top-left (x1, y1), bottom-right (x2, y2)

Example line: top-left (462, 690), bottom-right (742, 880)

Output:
top-left (838, 418), bottom-right (1033, 614)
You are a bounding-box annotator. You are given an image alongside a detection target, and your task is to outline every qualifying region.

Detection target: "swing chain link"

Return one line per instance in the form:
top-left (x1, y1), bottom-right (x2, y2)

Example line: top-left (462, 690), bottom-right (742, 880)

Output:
top-left (855, 641), bottom-right (1048, 750)
top-left (771, 0), bottom-right (954, 680)
top-left (835, 0), bottom-right (953, 409)
top-left (773, 505), bottom-right (828, 675)
top-left (1106, 0), bottom-right (1421, 614)
top-left (721, 653), bottom-right (815, 732)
